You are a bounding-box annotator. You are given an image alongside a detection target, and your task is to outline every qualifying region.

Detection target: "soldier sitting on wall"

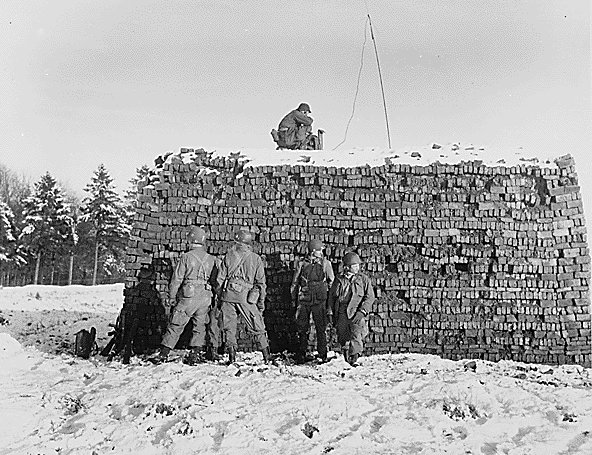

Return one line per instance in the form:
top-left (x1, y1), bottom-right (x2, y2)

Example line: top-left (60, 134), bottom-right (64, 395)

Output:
top-left (271, 103), bottom-right (320, 150)
top-left (327, 252), bottom-right (375, 366)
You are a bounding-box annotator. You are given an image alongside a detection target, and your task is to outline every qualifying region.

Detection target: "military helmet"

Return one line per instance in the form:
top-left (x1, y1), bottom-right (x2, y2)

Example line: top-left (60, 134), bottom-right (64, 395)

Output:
top-left (188, 226), bottom-right (207, 244)
top-left (297, 102), bottom-right (311, 113)
top-left (343, 251), bottom-right (361, 266)
top-left (234, 229), bottom-right (253, 244)
top-left (307, 239), bottom-right (324, 252)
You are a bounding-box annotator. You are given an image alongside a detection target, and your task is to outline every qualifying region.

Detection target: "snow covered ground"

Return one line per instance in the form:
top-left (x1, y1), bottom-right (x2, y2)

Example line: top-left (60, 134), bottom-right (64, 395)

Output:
top-left (1, 284), bottom-right (592, 454)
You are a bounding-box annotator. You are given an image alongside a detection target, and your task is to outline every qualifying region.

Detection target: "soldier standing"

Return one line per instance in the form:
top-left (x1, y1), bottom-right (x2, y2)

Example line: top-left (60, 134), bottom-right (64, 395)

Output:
top-left (290, 239), bottom-right (334, 363)
top-left (152, 226), bottom-right (217, 365)
top-left (218, 230), bottom-right (270, 363)
top-left (327, 252), bottom-right (375, 366)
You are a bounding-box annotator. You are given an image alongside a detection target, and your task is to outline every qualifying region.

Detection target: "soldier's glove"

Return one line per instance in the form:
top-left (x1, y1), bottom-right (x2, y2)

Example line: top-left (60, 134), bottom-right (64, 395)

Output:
top-left (352, 310), bottom-right (366, 325)
top-left (326, 312), bottom-right (334, 326)
top-left (257, 301), bottom-right (265, 312)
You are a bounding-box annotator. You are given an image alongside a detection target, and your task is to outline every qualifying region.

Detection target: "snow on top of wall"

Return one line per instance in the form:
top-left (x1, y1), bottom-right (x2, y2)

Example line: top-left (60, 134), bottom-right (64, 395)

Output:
top-left (161, 143), bottom-right (560, 170)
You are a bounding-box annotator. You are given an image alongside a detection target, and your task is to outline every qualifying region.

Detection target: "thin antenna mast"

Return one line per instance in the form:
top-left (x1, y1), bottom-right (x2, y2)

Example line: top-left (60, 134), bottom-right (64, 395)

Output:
top-left (367, 13), bottom-right (392, 149)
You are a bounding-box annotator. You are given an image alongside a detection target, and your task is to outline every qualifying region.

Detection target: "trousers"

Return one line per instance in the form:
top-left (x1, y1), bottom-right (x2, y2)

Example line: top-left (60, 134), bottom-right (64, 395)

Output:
top-left (206, 304), bottom-right (221, 347)
top-left (296, 302), bottom-right (327, 358)
top-left (161, 287), bottom-right (212, 349)
top-left (221, 300), bottom-right (269, 350)
top-left (336, 305), bottom-right (368, 356)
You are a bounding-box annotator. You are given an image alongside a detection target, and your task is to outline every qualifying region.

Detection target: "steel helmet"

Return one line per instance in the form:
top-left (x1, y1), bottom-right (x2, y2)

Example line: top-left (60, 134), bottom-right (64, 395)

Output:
top-left (343, 252), bottom-right (361, 266)
top-left (297, 103), bottom-right (311, 113)
top-left (307, 239), bottom-right (324, 252)
top-left (188, 226), bottom-right (207, 244)
top-left (234, 230), bottom-right (253, 244)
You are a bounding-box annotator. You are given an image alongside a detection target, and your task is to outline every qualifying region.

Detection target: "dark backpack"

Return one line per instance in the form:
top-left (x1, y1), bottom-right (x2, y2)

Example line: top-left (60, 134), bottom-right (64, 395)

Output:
top-left (75, 327), bottom-right (97, 359)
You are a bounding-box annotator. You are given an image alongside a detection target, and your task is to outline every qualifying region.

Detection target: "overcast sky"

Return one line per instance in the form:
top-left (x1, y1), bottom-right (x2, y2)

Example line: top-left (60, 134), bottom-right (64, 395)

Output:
top-left (1, 1), bottom-right (590, 201)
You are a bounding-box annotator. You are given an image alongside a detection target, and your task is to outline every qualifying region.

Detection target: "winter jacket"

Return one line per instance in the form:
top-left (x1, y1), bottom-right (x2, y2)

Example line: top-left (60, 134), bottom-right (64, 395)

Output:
top-left (279, 109), bottom-right (313, 130)
top-left (278, 110), bottom-right (314, 147)
top-left (328, 272), bottom-right (375, 319)
top-left (290, 256), bottom-right (334, 305)
top-left (168, 246), bottom-right (217, 301)
top-left (217, 243), bottom-right (267, 307)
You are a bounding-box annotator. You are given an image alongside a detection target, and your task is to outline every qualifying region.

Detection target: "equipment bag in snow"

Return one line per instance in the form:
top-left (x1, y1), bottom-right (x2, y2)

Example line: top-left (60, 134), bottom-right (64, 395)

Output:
top-left (75, 327), bottom-right (97, 359)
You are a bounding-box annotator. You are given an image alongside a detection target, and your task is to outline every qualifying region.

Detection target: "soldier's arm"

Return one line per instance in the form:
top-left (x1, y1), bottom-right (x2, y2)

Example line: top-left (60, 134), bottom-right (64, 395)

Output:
top-left (327, 278), bottom-right (338, 317)
top-left (254, 256), bottom-right (267, 304)
top-left (358, 275), bottom-right (376, 315)
top-left (209, 257), bottom-right (221, 293)
top-left (216, 256), bottom-right (228, 295)
top-left (324, 259), bottom-right (335, 289)
top-left (290, 260), bottom-right (303, 298)
top-left (168, 255), bottom-right (187, 302)
top-left (293, 111), bottom-right (313, 127)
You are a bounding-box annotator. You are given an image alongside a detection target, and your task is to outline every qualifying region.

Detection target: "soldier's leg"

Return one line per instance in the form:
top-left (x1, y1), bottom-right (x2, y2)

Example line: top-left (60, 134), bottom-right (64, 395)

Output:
top-left (336, 310), bottom-right (352, 362)
top-left (284, 127), bottom-right (297, 149)
top-left (161, 299), bottom-right (194, 349)
top-left (221, 300), bottom-right (239, 350)
top-left (349, 315), bottom-right (368, 358)
top-left (188, 292), bottom-right (212, 349)
top-left (205, 303), bottom-right (222, 361)
top-left (236, 302), bottom-right (269, 350)
top-left (335, 310), bottom-right (350, 348)
top-left (311, 303), bottom-right (328, 359)
top-left (206, 304), bottom-right (221, 349)
top-left (295, 303), bottom-right (312, 359)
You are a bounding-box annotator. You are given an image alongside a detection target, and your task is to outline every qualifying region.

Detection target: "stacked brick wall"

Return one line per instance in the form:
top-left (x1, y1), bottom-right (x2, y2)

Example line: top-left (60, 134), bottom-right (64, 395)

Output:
top-left (124, 149), bottom-right (591, 366)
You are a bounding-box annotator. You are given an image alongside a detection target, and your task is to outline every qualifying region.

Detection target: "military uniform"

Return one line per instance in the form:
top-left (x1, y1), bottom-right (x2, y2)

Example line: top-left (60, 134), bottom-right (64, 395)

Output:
top-left (328, 270), bottom-right (375, 362)
top-left (217, 233), bottom-right (269, 361)
top-left (291, 256), bottom-right (334, 360)
top-left (275, 103), bottom-right (318, 150)
top-left (161, 245), bottom-right (217, 350)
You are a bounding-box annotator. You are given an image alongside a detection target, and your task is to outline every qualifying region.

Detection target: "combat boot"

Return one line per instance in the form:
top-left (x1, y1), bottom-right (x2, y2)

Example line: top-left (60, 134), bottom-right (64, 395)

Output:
top-left (150, 346), bottom-right (171, 365)
top-left (261, 346), bottom-right (271, 364)
top-left (341, 347), bottom-right (349, 364)
top-left (348, 353), bottom-right (359, 367)
top-left (228, 346), bottom-right (236, 364)
top-left (184, 347), bottom-right (204, 366)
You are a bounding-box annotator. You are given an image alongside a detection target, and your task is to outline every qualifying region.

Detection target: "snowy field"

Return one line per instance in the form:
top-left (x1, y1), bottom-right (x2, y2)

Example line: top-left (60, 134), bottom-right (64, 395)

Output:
top-left (1, 284), bottom-right (592, 454)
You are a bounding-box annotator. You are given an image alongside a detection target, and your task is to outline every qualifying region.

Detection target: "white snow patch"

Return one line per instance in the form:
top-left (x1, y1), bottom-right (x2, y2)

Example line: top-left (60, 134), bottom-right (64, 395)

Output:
top-left (0, 284), bottom-right (123, 313)
top-left (0, 332), bottom-right (21, 357)
top-left (162, 143), bottom-right (559, 170)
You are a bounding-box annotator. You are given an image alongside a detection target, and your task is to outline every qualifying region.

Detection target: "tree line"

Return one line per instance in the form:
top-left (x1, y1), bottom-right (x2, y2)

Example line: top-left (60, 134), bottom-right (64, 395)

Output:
top-left (0, 162), bottom-right (150, 287)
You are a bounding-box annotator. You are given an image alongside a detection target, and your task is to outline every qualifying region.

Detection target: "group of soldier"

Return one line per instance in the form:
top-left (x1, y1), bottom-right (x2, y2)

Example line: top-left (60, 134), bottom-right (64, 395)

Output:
top-left (151, 225), bottom-right (375, 367)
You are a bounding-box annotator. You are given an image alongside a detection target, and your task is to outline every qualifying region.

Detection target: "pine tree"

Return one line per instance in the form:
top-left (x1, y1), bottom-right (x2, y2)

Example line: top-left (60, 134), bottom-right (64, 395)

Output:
top-left (81, 164), bottom-right (130, 285)
top-left (0, 201), bottom-right (15, 263)
top-left (0, 163), bottom-right (31, 284)
top-left (20, 172), bottom-right (72, 285)
top-left (0, 202), bottom-right (20, 285)
top-left (123, 164), bottom-right (151, 227)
